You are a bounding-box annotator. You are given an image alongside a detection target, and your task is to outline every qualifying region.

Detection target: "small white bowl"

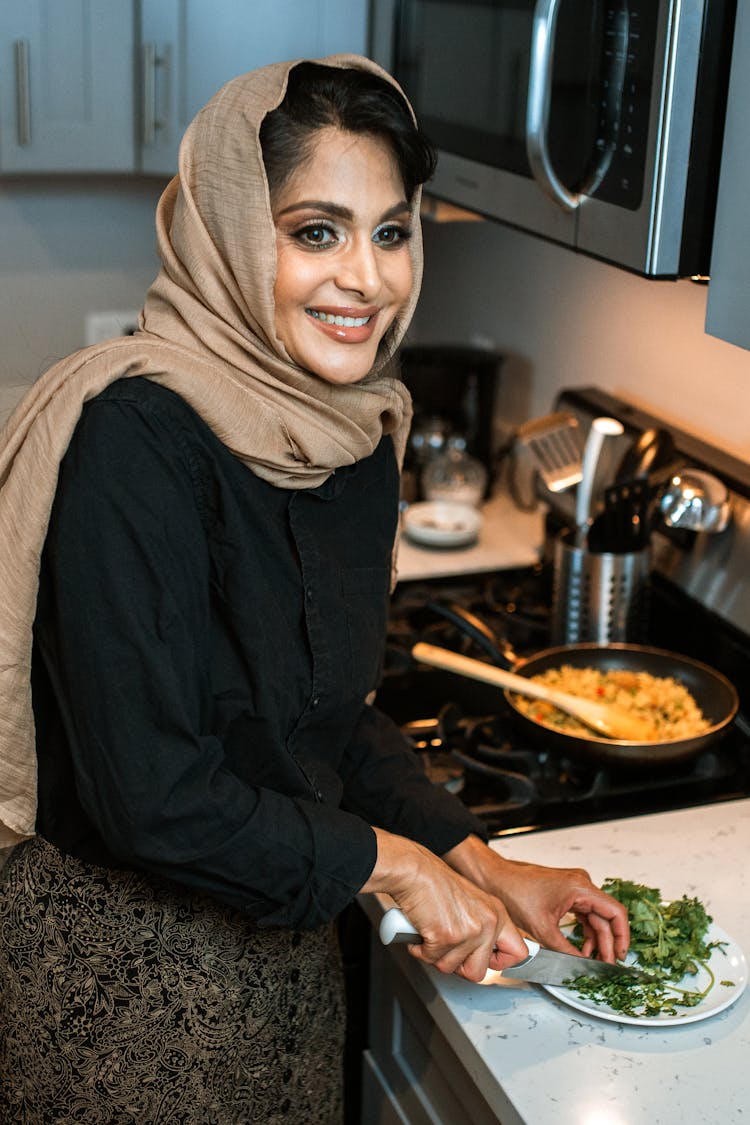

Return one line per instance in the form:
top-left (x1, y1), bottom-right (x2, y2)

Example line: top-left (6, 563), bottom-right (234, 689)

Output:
top-left (403, 501), bottom-right (482, 549)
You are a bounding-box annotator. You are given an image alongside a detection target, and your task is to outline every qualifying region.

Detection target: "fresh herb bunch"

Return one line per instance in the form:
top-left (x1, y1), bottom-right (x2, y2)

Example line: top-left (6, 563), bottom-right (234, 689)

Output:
top-left (564, 877), bottom-right (730, 1018)
top-left (603, 877), bottom-right (714, 976)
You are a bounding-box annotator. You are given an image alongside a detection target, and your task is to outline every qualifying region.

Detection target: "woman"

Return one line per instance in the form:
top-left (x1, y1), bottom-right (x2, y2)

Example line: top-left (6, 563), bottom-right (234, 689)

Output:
top-left (0, 55), bottom-right (628, 1122)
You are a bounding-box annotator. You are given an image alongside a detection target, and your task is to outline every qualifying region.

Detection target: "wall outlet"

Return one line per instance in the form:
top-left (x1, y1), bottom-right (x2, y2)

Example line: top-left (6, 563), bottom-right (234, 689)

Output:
top-left (85, 310), bottom-right (140, 346)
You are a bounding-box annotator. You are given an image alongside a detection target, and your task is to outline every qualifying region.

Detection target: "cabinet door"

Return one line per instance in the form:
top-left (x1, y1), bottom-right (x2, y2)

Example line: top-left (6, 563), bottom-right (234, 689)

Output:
top-left (139, 0), bottom-right (368, 176)
top-left (0, 0), bottom-right (135, 173)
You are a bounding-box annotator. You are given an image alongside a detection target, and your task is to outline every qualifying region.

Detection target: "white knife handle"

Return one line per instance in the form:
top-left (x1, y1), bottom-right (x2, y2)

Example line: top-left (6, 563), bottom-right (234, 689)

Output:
top-left (379, 907), bottom-right (421, 945)
top-left (378, 907), bottom-right (540, 962)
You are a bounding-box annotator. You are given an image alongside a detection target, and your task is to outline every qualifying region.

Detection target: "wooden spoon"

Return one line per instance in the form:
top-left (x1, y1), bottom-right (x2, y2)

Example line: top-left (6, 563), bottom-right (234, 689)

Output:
top-left (411, 642), bottom-right (658, 742)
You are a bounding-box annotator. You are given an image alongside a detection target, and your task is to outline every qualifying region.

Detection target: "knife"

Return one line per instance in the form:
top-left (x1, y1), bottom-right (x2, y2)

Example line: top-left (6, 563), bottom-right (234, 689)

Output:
top-left (379, 906), bottom-right (653, 986)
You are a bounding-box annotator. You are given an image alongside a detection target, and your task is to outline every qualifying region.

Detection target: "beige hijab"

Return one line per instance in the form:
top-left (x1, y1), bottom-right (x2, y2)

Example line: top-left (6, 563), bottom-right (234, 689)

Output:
top-left (0, 54), bottom-right (422, 847)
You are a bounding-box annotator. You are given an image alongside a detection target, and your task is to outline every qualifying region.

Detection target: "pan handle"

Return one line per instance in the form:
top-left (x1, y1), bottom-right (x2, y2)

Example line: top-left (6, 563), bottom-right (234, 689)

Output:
top-left (425, 601), bottom-right (516, 667)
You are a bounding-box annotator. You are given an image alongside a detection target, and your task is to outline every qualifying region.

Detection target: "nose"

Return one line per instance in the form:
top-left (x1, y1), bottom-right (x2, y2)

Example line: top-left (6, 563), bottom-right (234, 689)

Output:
top-left (335, 234), bottom-right (382, 299)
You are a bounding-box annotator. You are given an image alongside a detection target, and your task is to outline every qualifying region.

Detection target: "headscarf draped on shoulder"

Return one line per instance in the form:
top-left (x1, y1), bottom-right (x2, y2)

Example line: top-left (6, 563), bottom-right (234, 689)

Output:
top-left (0, 54), bottom-right (422, 847)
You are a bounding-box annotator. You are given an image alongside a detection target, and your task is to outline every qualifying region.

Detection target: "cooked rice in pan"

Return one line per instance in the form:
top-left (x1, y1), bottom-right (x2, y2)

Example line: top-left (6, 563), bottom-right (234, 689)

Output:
top-left (512, 666), bottom-right (711, 742)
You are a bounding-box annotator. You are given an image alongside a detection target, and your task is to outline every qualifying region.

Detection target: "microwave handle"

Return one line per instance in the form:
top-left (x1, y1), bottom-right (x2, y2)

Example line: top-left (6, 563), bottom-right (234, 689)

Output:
top-left (526, 0), bottom-right (582, 212)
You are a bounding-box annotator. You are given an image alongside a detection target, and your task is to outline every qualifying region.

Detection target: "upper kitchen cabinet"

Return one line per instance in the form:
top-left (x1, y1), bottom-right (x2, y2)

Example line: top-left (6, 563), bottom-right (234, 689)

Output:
top-left (139, 0), bottom-right (368, 176)
top-left (705, 1), bottom-right (750, 351)
top-left (0, 1), bottom-right (135, 173)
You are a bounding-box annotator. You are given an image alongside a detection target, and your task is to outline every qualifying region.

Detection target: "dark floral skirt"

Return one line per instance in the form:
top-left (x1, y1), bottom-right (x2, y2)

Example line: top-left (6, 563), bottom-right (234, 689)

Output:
top-left (0, 836), bottom-right (345, 1124)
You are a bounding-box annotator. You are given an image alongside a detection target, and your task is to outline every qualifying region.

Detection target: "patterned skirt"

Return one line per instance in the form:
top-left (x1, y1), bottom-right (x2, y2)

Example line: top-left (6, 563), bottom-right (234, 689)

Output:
top-left (0, 836), bottom-right (345, 1124)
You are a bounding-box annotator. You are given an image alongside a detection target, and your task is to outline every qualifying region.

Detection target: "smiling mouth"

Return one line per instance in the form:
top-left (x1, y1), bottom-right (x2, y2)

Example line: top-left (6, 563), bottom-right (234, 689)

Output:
top-left (306, 308), bottom-right (372, 328)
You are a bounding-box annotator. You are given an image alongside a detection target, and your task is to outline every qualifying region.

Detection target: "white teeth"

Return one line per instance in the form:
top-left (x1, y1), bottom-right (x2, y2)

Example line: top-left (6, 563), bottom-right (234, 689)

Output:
top-left (306, 309), bottom-right (371, 327)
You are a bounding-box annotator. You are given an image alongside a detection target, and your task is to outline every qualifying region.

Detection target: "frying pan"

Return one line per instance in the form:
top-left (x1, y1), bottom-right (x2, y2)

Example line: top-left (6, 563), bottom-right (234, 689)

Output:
top-left (507, 642), bottom-right (738, 767)
top-left (422, 603), bottom-right (738, 767)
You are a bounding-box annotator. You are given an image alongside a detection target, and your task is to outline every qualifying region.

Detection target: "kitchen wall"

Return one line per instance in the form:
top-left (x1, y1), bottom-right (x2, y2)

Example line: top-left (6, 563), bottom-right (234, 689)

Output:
top-left (0, 177), bottom-right (164, 424)
top-left (3, 177), bottom-right (750, 462)
top-left (412, 217), bottom-right (750, 464)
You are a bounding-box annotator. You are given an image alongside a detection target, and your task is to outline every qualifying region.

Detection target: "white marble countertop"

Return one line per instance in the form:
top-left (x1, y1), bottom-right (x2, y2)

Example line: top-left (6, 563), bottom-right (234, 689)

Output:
top-left (396, 492), bottom-right (544, 583)
top-left (363, 798), bottom-right (750, 1123)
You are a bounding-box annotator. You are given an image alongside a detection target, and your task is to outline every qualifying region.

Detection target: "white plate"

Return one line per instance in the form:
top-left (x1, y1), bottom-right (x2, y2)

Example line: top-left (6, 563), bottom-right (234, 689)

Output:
top-left (544, 922), bottom-right (747, 1026)
top-left (403, 501), bottom-right (482, 548)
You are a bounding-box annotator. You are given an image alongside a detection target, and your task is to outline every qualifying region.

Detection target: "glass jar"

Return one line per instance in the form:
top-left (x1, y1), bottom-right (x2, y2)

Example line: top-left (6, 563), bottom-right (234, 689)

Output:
top-left (421, 436), bottom-right (488, 507)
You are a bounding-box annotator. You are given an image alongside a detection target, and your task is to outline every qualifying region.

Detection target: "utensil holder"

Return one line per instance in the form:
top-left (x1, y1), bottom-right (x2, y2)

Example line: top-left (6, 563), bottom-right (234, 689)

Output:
top-left (551, 531), bottom-right (651, 645)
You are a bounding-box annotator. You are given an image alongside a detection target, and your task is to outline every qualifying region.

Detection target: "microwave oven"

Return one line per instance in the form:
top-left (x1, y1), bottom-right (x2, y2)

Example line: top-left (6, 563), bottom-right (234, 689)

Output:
top-left (369, 0), bottom-right (736, 277)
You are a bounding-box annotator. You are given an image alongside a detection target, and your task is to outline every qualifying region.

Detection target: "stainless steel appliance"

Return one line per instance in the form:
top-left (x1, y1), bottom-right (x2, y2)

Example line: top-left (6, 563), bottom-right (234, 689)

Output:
top-left (369, 0), bottom-right (737, 277)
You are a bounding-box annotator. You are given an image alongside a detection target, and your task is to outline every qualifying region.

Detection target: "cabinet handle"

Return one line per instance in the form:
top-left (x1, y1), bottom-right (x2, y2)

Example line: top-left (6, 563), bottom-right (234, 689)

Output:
top-left (14, 39), bottom-right (31, 146)
top-left (142, 41), bottom-right (157, 146)
top-left (142, 42), bottom-right (171, 147)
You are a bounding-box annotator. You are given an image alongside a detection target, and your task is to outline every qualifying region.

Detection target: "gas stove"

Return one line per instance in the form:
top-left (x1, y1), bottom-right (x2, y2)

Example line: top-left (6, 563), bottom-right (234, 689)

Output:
top-left (375, 387), bottom-right (750, 838)
top-left (377, 567), bottom-right (750, 836)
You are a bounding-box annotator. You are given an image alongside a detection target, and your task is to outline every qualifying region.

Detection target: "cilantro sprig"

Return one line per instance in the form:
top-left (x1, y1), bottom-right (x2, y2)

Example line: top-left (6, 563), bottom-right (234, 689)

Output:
top-left (564, 878), bottom-right (731, 1018)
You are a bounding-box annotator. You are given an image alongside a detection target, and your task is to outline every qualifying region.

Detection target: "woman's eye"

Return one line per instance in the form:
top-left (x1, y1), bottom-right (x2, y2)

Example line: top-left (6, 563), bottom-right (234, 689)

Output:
top-left (374, 224), bottom-right (411, 247)
top-left (294, 224), bottom-right (337, 248)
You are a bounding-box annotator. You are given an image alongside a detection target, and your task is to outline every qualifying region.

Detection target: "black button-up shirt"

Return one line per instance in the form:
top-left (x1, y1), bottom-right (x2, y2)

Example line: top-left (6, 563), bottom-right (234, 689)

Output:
top-left (32, 378), bottom-right (484, 929)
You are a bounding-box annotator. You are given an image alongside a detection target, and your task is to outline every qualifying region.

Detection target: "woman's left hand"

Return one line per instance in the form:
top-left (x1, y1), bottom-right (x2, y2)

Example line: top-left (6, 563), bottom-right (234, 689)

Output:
top-left (443, 835), bottom-right (630, 963)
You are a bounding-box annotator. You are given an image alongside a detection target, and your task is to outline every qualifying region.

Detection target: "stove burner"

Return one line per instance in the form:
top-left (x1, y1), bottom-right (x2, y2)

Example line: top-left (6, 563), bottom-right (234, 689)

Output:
top-left (400, 701), bottom-right (750, 835)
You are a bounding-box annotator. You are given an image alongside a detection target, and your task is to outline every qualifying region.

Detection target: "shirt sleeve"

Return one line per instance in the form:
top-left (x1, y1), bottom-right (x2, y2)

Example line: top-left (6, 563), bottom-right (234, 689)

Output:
top-left (337, 702), bottom-right (488, 853)
top-left (35, 391), bottom-right (378, 930)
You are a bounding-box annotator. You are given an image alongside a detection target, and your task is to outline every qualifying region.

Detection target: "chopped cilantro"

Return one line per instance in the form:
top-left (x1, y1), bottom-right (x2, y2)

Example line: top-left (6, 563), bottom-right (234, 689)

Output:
top-left (565, 877), bottom-right (725, 1018)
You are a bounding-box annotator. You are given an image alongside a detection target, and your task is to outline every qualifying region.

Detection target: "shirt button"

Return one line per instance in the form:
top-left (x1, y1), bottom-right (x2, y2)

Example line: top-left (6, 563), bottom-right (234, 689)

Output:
top-left (311, 697), bottom-right (320, 709)
top-left (305, 587), bottom-right (313, 602)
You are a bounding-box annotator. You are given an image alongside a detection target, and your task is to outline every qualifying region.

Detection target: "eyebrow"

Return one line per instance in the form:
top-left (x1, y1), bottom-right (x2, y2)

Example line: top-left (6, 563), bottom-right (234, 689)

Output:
top-left (275, 199), bottom-right (411, 222)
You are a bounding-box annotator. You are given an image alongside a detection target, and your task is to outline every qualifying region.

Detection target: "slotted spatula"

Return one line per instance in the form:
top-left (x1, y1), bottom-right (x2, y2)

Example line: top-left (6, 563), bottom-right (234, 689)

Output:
top-left (516, 412), bottom-right (583, 493)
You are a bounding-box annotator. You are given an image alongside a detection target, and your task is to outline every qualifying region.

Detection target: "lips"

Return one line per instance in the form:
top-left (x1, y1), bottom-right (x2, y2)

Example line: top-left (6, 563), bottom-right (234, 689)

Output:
top-left (305, 306), bottom-right (380, 343)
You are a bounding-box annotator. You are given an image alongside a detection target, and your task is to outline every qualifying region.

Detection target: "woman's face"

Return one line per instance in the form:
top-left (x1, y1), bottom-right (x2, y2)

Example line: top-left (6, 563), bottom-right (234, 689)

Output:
top-left (271, 126), bottom-right (414, 385)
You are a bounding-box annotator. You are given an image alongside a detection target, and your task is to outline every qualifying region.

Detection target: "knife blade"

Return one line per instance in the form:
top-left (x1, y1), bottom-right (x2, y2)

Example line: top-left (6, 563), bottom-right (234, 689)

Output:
top-left (379, 906), bottom-right (653, 986)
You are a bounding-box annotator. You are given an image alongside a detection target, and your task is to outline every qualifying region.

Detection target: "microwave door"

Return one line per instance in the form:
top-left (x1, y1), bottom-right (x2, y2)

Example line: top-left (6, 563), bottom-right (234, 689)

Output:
top-left (429, 150), bottom-right (576, 244)
top-left (574, 0), bottom-right (718, 277)
top-left (395, 0), bottom-right (577, 246)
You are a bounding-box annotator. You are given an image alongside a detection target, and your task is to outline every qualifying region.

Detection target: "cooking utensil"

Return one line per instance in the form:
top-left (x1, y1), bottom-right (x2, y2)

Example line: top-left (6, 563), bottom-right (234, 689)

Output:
top-left (659, 469), bottom-right (732, 533)
top-left (575, 416), bottom-right (625, 545)
top-left (516, 411), bottom-right (583, 493)
top-left (412, 642), bottom-right (658, 741)
top-left (409, 603), bottom-right (739, 765)
top-left (379, 909), bottom-right (653, 985)
top-left (508, 643), bottom-right (738, 767)
top-left (590, 477), bottom-right (651, 553)
top-left (614, 426), bottom-right (676, 483)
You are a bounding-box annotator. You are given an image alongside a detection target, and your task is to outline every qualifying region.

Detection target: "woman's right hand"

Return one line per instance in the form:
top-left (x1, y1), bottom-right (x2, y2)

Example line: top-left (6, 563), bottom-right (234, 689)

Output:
top-left (359, 827), bottom-right (528, 982)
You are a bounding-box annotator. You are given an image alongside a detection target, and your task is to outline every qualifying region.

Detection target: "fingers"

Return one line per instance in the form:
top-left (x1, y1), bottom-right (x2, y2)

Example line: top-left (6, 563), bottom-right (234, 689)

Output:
top-left (407, 909), bottom-right (519, 981)
top-left (566, 884), bottom-right (630, 962)
top-left (573, 905), bottom-right (630, 962)
top-left (397, 879), bottom-right (526, 981)
top-left (474, 853), bottom-right (631, 964)
top-left (487, 923), bottom-right (529, 973)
